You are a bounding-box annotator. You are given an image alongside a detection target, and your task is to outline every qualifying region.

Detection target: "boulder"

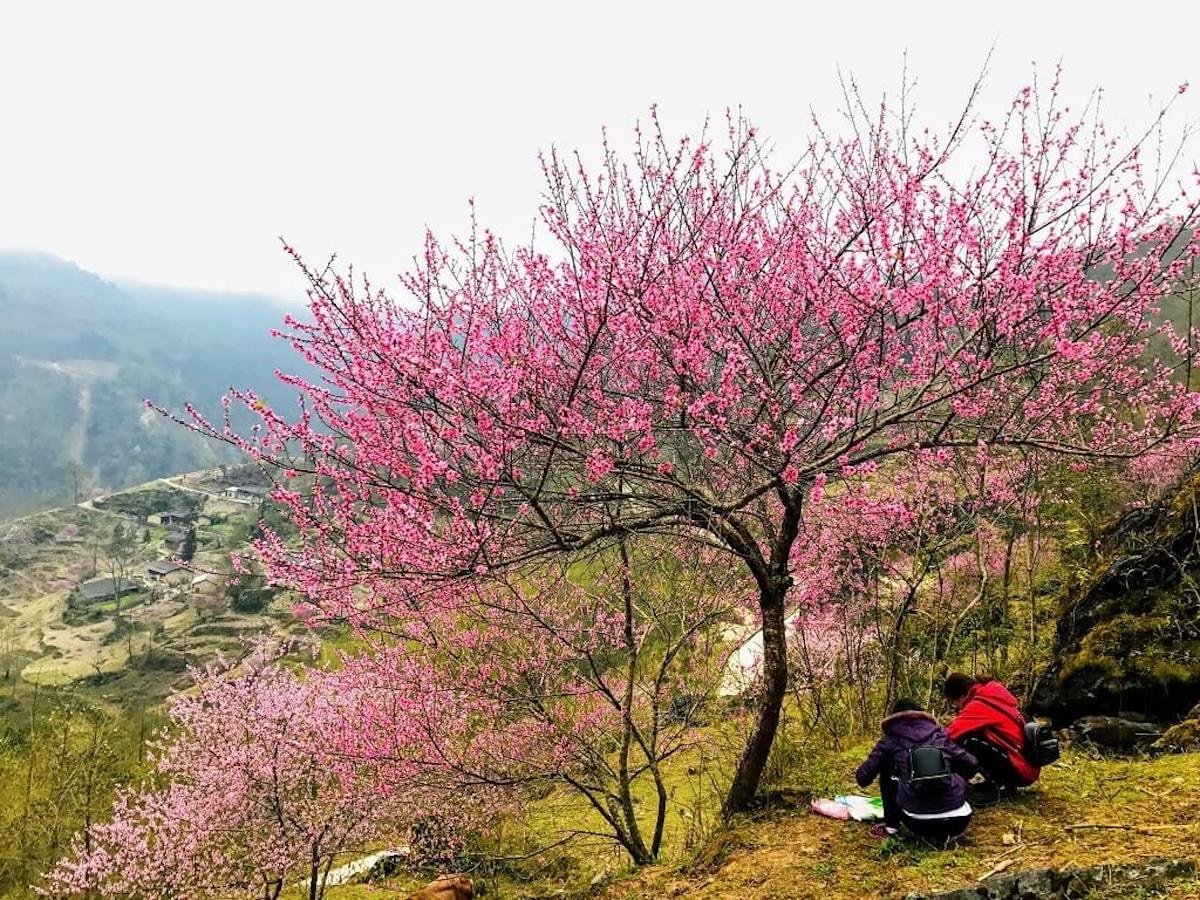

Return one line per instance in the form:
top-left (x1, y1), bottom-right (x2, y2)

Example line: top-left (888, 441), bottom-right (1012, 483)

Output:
top-left (1033, 475), bottom-right (1200, 726)
top-left (406, 874), bottom-right (474, 900)
top-left (1072, 715), bottom-right (1162, 752)
top-left (363, 849), bottom-right (409, 881)
top-left (1154, 717), bottom-right (1200, 753)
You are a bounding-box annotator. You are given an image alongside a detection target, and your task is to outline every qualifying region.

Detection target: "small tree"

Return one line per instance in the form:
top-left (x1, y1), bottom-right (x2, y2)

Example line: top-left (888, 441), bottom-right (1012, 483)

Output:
top-left (180, 527), bottom-right (197, 563)
top-left (103, 524), bottom-right (137, 619)
top-left (171, 74), bottom-right (1200, 816)
top-left (335, 539), bottom-right (738, 864)
top-left (0, 621), bottom-right (17, 683)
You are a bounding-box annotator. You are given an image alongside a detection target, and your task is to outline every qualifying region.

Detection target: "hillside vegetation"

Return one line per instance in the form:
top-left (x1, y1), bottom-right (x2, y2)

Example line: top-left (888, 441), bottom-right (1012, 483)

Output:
top-left (0, 464), bottom-right (313, 895)
top-left (0, 251), bottom-right (304, 518)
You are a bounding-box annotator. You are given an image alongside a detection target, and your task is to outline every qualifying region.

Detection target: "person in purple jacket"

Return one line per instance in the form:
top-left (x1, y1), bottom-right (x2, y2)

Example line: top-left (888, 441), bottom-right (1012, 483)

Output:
top-left (856, 698), bottom-right (979, 846)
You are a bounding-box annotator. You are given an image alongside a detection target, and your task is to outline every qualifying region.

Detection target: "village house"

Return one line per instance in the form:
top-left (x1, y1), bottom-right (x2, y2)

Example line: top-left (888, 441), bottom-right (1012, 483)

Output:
top-left (220, 484), bottom-right (267, 504)
top-left (74, 576), bottom-right (140, 605)
top-left (145, 559), bottom-right (188, 585)
top-left (188, 572), bottom-right (223, 598)
top-left (147, 507), bottom-right (195, 527)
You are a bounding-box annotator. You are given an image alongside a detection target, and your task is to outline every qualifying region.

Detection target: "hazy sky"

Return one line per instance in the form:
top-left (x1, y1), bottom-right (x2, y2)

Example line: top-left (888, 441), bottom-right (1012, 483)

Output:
top-left (1, 1), bottom-right (1196, 300)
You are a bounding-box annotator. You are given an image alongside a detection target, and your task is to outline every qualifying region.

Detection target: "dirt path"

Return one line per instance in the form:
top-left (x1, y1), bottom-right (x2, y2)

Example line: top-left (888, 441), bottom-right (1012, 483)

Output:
top-left (157, 477), bottom-right (218, 499)
top-left (65, 382), bottom-right (92, 466)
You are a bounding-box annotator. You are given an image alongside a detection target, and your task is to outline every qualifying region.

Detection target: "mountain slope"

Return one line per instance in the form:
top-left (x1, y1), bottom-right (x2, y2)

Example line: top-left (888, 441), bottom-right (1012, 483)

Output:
top-left (0, 251), bottom-right (305, 518)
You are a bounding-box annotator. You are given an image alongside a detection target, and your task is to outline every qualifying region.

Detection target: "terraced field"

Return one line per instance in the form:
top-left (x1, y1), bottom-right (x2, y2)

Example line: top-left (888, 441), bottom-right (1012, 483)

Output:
top-left (0, 468), bottom-right (296, 698)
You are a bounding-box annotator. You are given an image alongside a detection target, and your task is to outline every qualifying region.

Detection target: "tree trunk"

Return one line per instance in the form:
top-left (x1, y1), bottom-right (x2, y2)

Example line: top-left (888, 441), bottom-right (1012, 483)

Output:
top-left (614, 538), bottom-right (651, 863)
top-left (723, 589), bottom-right (787, 816)
top-left (308, 846), bottom-right (322, 900)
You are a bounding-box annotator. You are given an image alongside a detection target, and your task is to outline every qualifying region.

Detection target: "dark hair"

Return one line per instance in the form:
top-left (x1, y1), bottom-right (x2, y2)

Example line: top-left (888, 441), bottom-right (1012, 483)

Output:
top-left (943, 672), bottom-right (976, 701)
top-left (889, 697), bottom-right (923, 715)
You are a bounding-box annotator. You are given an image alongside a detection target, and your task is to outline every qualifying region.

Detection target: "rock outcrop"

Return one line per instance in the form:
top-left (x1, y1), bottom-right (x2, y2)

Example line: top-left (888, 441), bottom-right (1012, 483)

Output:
top-left (1072, 715), bottom-right (1162, 752)
top-left (905, 858), bottom-right (1197, 900)
top-left (1034, 472), bottom-right (1200, 726)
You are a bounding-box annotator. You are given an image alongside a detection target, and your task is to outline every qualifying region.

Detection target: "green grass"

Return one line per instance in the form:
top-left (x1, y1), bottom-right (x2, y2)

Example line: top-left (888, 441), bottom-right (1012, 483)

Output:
top-left (326, 742), bottom-right (1200, 900)
top-left (94, 592), bottom-right (147, 614)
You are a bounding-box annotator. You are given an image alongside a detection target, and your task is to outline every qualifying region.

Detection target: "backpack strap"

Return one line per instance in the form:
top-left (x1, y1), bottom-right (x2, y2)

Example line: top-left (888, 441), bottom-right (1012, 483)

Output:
top-left (963, 695), bottom-right (1026, 755)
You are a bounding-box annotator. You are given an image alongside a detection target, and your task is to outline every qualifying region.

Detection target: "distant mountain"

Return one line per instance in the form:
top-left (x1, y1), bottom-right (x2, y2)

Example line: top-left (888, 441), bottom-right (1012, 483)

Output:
top-left (0, 251), bottom-right (308, 519)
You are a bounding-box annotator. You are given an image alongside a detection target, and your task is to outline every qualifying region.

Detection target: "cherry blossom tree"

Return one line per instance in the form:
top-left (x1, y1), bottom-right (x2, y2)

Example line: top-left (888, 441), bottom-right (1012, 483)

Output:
top-left (170, 74), bottom-right (1200, 815)
top-left (337, 539), bottom-right (739, 865)
top-left (42, 649), bottom-right (493, 900)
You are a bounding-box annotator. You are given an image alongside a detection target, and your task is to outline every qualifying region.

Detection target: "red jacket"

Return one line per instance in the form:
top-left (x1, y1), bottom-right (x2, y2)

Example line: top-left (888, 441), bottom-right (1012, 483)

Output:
top-left (946, 680), bottom-right (1040, 785)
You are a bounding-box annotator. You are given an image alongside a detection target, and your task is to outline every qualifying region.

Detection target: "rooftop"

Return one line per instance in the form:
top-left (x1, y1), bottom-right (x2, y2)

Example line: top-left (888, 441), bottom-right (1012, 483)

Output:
top-left (223, 483), bottom-right (268, 495)
top-left (76, 577), bottom-right (139, 602)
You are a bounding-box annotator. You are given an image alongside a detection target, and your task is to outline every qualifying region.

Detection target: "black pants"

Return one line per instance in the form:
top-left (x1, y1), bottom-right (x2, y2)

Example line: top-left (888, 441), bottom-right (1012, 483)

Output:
top-left (880, 763), bottom-right (904, 827)
top-left (880, 765), bottom-right (971, 847)
top-left (959, 735), bottom-right (1024, 790)
top-left (898, 809), bottom-right (972, 847)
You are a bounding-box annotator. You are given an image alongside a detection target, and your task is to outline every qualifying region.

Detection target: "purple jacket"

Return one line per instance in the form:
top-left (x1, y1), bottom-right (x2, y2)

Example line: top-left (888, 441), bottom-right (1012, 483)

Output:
top-left (856, 710), bottom-right (978, 815)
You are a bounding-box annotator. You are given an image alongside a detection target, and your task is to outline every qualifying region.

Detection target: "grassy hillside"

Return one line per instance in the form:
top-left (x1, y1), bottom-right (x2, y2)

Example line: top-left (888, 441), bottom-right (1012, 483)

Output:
top-left (0, 466), bottom-right (300, 699)
top-left (0, 463), bottom-right (320, 896)
top-left (316, 743), bottom-right (1200, 899)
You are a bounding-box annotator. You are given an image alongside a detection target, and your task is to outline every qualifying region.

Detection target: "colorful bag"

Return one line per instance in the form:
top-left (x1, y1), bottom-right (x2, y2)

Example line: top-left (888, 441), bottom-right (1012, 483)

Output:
top-left (810, 798), bottom-right (851, 820)
top-left (834, 794), bottom-right (885, 821)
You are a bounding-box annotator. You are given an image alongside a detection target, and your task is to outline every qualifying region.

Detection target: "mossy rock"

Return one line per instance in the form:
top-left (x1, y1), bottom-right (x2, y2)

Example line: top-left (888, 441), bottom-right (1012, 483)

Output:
top-left (1154, 718), bottom-right (1200, 752)
top-left (1037, 473), bottom-right (1200, 724)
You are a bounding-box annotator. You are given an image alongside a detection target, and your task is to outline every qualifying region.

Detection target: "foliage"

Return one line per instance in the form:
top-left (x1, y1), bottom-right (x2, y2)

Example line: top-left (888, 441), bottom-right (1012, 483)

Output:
top-left (92, 486), bottom-right (201, 521)
top-left (179, 527), bottom-right (196, 562)
top-left (227, 575), bottom-right (273, 614)
top-left (0, 685), bottom-right (146, 898)
top-left (43, 647), bottom-right (502, 900)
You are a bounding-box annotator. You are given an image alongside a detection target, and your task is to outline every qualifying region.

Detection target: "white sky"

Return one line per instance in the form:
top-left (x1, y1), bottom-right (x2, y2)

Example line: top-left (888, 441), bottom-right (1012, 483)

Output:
top-left (0, 1), bottom-right (1196, 301)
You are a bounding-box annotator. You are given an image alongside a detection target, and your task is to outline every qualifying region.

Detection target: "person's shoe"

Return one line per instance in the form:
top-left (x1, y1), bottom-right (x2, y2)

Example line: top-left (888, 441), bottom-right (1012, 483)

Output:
top-left (868, 824), bottom-right (899, 840)
top-left (969, 781), bottom-right (1010, 807)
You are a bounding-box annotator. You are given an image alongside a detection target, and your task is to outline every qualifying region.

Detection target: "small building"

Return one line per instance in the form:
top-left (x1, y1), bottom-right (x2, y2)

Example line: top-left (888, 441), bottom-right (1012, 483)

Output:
top-left (221, 484), bottom-right (267, 504)
top-left (163, 530), bottom-right (189, 554)
top-left (147, 507), bottom-right (195, 527)
top-left (145, 559), bottom-right (187, 583)
top-left (75, 577), bottom-right (140, 605)
top-left (189, 572), bottom-right (223, 597)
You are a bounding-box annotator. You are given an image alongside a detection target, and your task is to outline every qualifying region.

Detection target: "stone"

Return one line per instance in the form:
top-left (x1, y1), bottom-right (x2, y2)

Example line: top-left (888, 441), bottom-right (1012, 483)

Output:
top-left (1072, 715), bottom-right (1162, 752)
top-left (905, 858), bottom-right (1197, 899)
top-left (1154, 717), bottom-right (1200, 753)
top-left (1032, 475), bottom-right (1200, 726)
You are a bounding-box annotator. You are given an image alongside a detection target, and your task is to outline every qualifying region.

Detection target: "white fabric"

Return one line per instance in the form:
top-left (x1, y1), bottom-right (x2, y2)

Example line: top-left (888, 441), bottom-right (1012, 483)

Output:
top-left (903, 801), bottom-right (972, 820)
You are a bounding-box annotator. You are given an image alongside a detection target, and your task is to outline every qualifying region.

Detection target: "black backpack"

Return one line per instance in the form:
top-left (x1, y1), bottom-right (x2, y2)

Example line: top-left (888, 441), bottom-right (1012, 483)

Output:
top-left (1024, 721), bottom-right (1061, 766)
top-left (907, 744), bottom-right (952, 794)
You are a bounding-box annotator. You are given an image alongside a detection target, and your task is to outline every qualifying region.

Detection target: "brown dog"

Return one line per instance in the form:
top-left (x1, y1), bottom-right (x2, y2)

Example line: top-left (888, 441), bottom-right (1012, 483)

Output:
top-left (406, 874), bottom-right (474, 900)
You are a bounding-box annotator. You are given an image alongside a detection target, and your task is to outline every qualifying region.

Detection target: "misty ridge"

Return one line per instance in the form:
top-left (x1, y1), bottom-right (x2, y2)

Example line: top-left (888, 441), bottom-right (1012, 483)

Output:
top-left (0, 250), bottom-right (309, 519)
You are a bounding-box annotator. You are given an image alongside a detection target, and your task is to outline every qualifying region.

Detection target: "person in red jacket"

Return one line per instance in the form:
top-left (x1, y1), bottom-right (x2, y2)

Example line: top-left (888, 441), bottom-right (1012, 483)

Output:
top-left (944, 673), bottom-right (1040, 801)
